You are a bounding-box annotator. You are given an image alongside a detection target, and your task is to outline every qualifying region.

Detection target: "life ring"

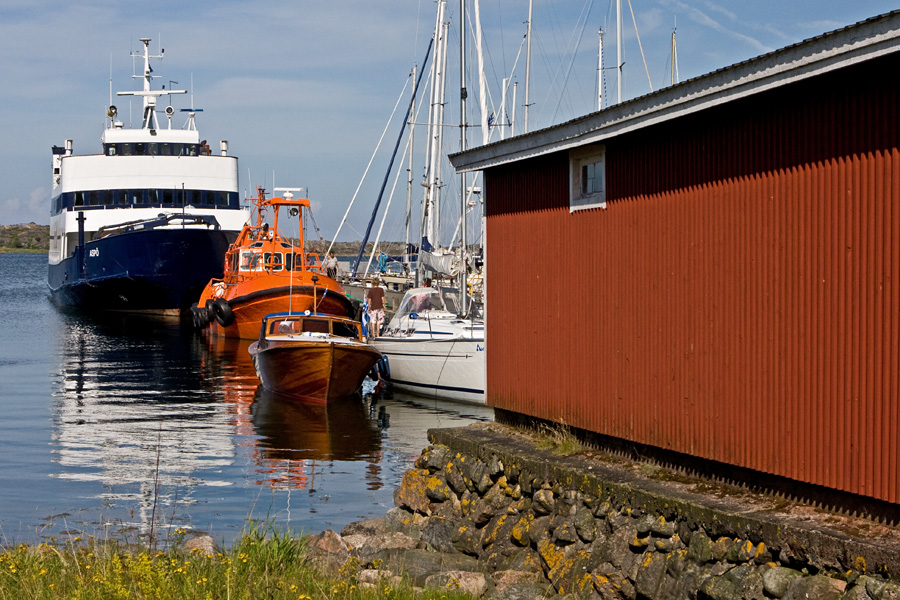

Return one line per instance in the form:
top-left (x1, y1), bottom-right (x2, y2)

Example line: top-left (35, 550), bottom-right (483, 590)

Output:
top-left (213, 298), bottom-right (235, 327)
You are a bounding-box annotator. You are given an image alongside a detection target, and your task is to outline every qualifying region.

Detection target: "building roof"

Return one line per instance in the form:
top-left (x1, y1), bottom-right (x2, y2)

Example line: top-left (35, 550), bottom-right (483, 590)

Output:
top-left (450, 11), bottom-right (900, 173)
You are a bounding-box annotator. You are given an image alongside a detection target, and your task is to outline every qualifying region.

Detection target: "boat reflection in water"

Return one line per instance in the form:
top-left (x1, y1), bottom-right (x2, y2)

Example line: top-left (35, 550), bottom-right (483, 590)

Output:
top-left (53, 312), bottom-right (238, 539)
top-left (47, 308), bottom-right (492, 544)
top-left (251, 387), bottom-right (384, 492)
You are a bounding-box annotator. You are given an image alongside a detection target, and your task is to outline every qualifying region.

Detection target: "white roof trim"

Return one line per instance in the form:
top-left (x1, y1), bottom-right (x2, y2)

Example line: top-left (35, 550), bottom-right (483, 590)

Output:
top-left (451, 11), bottom-right (900, 173)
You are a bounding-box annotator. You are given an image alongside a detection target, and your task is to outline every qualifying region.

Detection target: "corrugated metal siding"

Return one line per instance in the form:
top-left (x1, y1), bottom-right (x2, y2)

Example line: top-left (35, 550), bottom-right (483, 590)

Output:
top-left (484, 55), bottom-right (900, 503)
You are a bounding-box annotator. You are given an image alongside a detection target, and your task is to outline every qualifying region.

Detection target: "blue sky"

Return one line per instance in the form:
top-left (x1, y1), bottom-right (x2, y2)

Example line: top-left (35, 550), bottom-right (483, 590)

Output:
top-left (1, 1), bottom-right (896, 242)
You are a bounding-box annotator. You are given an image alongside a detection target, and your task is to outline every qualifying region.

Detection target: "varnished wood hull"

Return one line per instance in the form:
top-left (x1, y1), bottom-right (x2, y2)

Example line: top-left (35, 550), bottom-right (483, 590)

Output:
top-left (250, 338), bottom-right (381, 404)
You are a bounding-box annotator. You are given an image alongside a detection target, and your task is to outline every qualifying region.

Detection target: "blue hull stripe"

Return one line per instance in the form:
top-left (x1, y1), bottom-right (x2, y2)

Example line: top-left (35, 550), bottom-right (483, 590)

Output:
top-left (389, 378), bottom-right (484, 395)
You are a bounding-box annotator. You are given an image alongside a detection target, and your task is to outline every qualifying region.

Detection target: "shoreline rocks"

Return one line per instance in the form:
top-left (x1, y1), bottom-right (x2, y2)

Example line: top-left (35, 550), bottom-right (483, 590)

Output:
top-left (304, 425), bottom-right (900, 599)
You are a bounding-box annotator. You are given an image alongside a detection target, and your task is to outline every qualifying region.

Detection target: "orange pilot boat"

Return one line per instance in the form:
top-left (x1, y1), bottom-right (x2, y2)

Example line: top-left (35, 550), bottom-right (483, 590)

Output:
top-left (191, 187), bottom-right (355, 339)
top-left (248, 312), bottom-right (382, 404)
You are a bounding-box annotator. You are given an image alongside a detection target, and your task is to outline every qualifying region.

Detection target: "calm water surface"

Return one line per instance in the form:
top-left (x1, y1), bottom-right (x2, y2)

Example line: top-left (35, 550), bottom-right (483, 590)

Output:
top-left (0, 253), bottom-right (493, 545)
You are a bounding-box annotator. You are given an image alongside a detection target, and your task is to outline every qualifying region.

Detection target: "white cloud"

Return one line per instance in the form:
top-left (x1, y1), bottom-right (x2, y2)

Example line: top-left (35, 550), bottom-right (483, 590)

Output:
top-left (0, 187), bottom-right (48, 226)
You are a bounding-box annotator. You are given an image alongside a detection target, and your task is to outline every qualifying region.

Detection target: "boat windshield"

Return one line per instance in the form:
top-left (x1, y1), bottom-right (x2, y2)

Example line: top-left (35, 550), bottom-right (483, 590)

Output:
top-left (266, 315), bottom-right (360, 339)
top-left (386, 286), bottom-right (472, 329)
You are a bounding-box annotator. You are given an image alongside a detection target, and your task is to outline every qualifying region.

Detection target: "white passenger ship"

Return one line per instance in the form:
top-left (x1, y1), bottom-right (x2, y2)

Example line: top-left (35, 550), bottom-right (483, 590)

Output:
top-left (48, 38), bottom-right (249, 313)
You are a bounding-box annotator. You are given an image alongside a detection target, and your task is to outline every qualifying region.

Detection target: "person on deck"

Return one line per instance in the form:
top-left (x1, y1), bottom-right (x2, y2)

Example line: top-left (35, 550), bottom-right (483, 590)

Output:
top-left (365, 279), bottom-right (386, 336)
top-left (324, 252), bottom-right (339, 279)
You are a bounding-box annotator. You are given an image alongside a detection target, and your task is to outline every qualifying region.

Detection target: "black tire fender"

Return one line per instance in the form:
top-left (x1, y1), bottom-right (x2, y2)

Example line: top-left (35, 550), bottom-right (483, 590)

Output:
top-left (213, 298), bottom-right (235, 327)
top-left (204, 299), bottom-right (216, 324)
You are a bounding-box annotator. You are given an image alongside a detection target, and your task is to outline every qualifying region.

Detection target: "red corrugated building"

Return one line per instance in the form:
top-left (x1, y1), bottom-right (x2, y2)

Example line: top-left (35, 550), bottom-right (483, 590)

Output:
top-left (451, 12), bottom-right (900, 508)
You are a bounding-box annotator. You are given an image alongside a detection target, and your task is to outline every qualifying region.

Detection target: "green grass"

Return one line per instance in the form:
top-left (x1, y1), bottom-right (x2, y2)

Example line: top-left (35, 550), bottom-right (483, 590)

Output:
top-left (0, 520), bottom-right (477, 600)
top-left (0, 247), bottom-right (44, 254)
top-left (534, 420), bottom-right (583, 457)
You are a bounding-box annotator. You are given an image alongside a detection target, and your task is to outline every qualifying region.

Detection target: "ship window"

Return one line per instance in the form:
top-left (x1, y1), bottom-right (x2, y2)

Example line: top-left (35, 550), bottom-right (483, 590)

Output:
top-left (89, 190), bottom-right (101, 206)
top-left (240, 251), bottom-right (253, 271)
top-left (183, 189), bottom-right (194, 206)
top-left (105, 144), bottom-right (117, 156)
top-left (162, 189), bottom-right (174, 204)
top-left (302, 319), bottom-right (329, 334)
top-left (285, 252), bottom-right (295, 271)
top-left (134, 143), bottom-right (145, 156)
top-left (267, 253), bottom-right (284, 271)
top-left (332, 321), bottom-right (358, 339)
top-left (159, 144), bottom-right (172, 156)
top-left (570, 144), bottom-right (607, 211)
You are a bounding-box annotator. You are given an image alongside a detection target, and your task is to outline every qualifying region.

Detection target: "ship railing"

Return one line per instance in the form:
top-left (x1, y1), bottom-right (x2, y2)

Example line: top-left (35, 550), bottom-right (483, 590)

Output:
top-left (96, 213), bottom-right (221, 238)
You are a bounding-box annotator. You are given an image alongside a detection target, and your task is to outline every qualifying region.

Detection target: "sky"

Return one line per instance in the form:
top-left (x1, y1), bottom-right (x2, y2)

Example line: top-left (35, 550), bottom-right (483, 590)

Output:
top-left (1, 1), bottom-right (897, 243)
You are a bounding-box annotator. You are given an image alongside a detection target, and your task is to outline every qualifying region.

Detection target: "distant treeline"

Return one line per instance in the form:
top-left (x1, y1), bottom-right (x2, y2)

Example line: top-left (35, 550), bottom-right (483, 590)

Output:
top-left (0, 223), bottom-right (48, 252)
top-left (0, 223), bottom-right (408, 256)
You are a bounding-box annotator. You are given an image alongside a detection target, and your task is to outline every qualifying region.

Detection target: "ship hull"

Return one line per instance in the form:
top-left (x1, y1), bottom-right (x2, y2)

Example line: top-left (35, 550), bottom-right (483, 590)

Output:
top-left (49, 227), bottom-right (234, 313)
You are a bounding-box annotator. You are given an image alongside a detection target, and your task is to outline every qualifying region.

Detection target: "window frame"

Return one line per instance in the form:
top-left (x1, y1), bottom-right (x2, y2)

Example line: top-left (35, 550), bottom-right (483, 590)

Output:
top-left (569, 144), bottom-right (607, 212)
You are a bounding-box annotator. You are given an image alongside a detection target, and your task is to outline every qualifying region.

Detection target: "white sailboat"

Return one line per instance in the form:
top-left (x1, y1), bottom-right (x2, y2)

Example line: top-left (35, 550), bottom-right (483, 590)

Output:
top-left (370, 0), bottom-right (487, 404)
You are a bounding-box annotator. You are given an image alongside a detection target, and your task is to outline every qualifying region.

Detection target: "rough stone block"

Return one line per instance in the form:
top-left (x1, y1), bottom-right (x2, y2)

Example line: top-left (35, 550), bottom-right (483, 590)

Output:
top-left (783, 574), bottom-right (845, 600)
top-left (573, 506), bottom-right (597, 543)
top-left (341, 517), bottom-right (387, 537)
top-left (763, 566), bottom-right (804, 598)
top-left (452, 519), bottom-right (482, 556)
top-left (533, 488), bottom-right (556, 515)
top-left (634, 551), bottom-right (667, 599)
top-left (421, 516), bottom-right (458, 554)
top-left (687, 532), bottom-right (714, 564)
top-left (424, 473), bottom-right (452, 502)
top-left (424, 570), bottom-right (488, 597)
top-left (181, 535), bottom-right (219, 556)
top-left (394, 469), bottom-right (434, 515)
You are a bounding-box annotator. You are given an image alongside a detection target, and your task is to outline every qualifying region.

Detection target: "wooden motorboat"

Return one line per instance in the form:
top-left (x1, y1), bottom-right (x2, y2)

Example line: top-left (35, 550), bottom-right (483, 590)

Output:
top-left (248, 312), bottom-right (382, 404)
top-left (192, 187), bottom-right (355, 339)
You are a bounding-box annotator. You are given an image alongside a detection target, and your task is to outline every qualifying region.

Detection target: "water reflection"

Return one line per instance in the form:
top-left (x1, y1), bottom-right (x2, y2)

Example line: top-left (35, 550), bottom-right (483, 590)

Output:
top-left (42, 305), bottom-right (492, 543)
top-left (52, 312), bottom-right (237, 535)
top-left (251, 388), bottom-right (384, 491)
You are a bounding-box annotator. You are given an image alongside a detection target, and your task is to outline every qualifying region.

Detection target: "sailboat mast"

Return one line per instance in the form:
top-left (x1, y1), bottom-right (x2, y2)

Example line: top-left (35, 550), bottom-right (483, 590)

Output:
top-left (460, 0), bottom-right (469, 314)
top-left (419, 0), bottom-right (447, 284)
top-left (405, 65), bottom-right (416, 271)
top-left (524, 0), bottom-right (533, 132)
top-left (432, 19), bottom-right (450, 249)
top-left (671, 28), bottom-right (679, 85)
top-left (598, 28), bottom-right (604, 111)
top-left (617, 0), bottom-right (623, 103)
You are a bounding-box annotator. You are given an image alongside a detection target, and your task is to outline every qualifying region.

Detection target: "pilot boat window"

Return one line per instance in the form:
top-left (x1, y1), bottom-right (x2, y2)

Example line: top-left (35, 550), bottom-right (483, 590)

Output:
top-left (285, 252), bottom-right (299, 271)
top-left (264, 253), bottom-right (284, 271)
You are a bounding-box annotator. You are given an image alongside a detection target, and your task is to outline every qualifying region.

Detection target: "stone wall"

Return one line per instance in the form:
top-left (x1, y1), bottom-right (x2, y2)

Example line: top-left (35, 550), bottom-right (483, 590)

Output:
top-left (306, 423), bottom-right (900, 599)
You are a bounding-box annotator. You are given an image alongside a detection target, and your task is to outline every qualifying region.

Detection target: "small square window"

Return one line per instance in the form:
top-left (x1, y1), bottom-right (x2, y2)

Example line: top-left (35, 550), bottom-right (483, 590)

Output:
top-left (570, 145), bottom-right (607, 211)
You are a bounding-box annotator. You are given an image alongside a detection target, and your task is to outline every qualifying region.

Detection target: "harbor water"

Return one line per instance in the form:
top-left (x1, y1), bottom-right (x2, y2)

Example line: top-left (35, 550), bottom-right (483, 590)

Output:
top-left (0, 253), bottom-right (493, 546)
